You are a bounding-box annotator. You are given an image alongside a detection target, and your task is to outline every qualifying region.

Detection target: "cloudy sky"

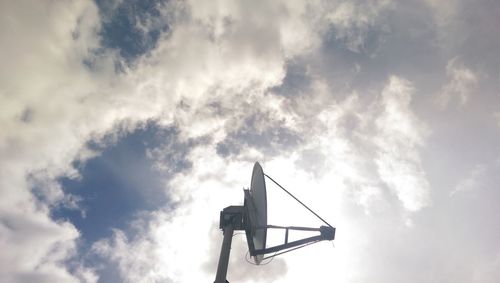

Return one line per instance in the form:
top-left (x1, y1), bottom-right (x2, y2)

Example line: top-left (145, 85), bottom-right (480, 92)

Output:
top-left (1, 0), bottom-right (500, 282)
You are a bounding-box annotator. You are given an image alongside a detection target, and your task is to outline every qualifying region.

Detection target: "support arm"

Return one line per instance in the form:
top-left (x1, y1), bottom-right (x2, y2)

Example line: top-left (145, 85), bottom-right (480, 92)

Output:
top-left (250, 225), bottom-right (335, 256)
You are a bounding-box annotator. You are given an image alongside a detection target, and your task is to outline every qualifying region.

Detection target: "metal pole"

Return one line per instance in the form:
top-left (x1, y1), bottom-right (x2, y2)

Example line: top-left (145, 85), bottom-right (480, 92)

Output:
top-left (214, 226), bottom-right (234, 283)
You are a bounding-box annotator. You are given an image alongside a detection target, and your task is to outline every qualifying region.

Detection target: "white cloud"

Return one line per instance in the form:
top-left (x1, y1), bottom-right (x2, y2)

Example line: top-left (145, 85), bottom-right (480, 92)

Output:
top-left (436, 58), bottom-right (478, 108)
top-left (451, 164), bottom-right (487, 195)
top-left (324, 0), bottom-right (392, 53)
top-left (0, 0), bottom-right (321, 280)
top-left (375, 76), bottom-right (430, 211)
top-left (92, 157), bottom-right (288, 283)
top-left (92, 74), bottom-right (434, 281)
top-left (452, 159), bottom-right (500, 196)
top-left (2, 0), bottom-right (500, 282)
top-left (280, 76), bottom-right (431, 214)
top-left (423, 0), bottom-right (461, 26)
top-left (0, 1), bottom-right (104, 281)
top-left (0, 207), bottom-right (81, 282)
top-left (495, 111), bottom-right (500, 128)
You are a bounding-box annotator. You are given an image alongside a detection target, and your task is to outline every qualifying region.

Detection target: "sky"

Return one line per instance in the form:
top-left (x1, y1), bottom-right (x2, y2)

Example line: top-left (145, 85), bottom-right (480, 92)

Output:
top-left (1, 0), bottom-right (500, 282)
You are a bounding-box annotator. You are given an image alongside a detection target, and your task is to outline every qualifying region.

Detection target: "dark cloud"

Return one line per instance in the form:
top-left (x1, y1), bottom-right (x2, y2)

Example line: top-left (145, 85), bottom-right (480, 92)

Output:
top-left (216, 111), bottom-right (302, 158)
top-left (317, 1), bottom-right (444, 97)
top-left (271, 60), bottom-right (312, 97)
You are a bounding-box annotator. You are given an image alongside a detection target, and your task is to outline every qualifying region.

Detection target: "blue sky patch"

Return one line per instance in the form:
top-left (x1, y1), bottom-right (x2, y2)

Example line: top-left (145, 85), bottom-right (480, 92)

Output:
top-left (52, 124), bottom-right (189, 244)
top-left (94, 0), bottom-right (170, 62)
top-left (51, 123), bottom-right (193, 282)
